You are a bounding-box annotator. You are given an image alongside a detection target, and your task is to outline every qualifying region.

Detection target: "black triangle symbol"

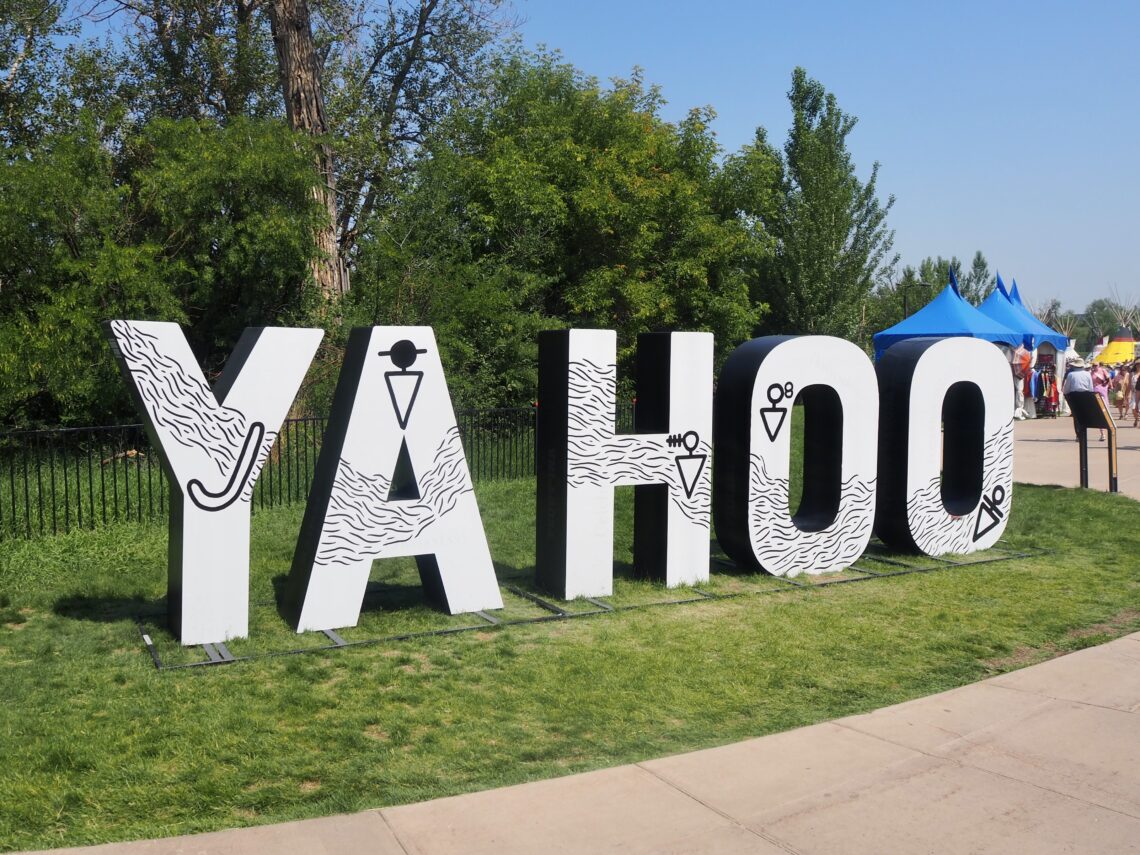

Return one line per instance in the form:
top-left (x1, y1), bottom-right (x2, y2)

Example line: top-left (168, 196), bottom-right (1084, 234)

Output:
top-left (387, 438), bottom-right (421, 501)
top-left (385, 371), bottom-right (423, 430)
top-left (675, 454), bottom-right (707, 499)
top-left (759, 407), bottom-right (787, 442)
top-left (973, 499), bottom-right (1002, 541)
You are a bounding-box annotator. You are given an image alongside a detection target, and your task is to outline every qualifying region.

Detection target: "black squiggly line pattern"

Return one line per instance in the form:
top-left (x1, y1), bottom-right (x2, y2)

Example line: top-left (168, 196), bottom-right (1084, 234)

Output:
top-left (314, 426), bottom-right (473, 567)
top-left (564, 359), bottom-right (711, 524)
top-left (238, 428), bottom-right (277, 504)
top-left (747, 455), bottom-right (876, 577)
top-left (110, 321), bottom-right (250, 477)
top-left (905, 420), bottom-right (1014, 555)
top-left (111, 321), bottom-right (275, 508)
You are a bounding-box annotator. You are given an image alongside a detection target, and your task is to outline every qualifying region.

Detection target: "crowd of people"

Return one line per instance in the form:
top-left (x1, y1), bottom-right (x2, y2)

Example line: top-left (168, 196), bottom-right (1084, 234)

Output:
top-left (1061, 357), bottom-right (1140, 440)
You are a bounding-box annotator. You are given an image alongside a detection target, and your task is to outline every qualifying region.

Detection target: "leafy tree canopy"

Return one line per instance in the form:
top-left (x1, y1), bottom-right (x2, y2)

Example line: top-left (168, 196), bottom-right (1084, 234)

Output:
top-left (724, 67), bottom-right (896, 340)
top-left (0, 115), bottom-right (323, 425)
top-left (2, 10), bottom-right (910, 424)
top-left (345, 49), bottom-right (766, 407)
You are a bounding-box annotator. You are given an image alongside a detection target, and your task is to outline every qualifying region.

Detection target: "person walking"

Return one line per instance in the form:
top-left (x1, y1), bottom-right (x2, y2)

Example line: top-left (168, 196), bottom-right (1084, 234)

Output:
top-left (1132, 361), bottom-right (1140, 427)
top-left (1064, 357), bottom-right (1100, 440)
top-left (1113, 364), bottom-right (1131, 420)
top-left (1085, 362), bottom-right (1103, 442)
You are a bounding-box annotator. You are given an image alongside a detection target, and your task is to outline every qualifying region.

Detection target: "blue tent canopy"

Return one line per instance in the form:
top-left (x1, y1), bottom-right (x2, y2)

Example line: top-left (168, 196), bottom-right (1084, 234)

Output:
top-left (1003, 277), bottom-right (1070, 350)
top-left (978, 274), bottom-right (1039, 349)
top-left (873, 272), bottom-right (1022, 359)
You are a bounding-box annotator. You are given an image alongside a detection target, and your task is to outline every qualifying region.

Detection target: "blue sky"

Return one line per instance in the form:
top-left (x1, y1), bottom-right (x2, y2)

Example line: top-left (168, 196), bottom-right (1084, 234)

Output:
top-left (515, 0), bottom-right (1139, 311)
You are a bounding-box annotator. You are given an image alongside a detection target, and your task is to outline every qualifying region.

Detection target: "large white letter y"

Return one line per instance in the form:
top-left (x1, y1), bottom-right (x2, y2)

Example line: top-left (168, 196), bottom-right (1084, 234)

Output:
top-left (106, 321), bottom-right (323, 645)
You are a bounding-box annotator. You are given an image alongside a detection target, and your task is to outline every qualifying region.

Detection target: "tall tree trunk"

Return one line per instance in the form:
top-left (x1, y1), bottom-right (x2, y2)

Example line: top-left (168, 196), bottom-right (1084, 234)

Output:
top-left (267, 0), bottom-right (349, 298)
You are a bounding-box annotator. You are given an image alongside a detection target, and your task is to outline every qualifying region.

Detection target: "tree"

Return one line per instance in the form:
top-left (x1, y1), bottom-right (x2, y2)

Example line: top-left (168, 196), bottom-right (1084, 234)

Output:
top-left (917, 256), bottom-right (960, 291)
top-left (960, 250), bottom-right (994, 305)
top-left (75, 0), bottom-right (511, 299)
top-left (1, 0), bottom-right (71, 149)
top-left (326, 0), bottom-right (510, 264)
top-left (861, 264), bottom-right (931, 344)
top-left (1028, 297), bottom-right (1063, 326)
top-left (0, 115), bottom-right (323, 425)
top-left (726, 67), bottom-right (896, 338)
top-left (82, 0), bottom-right (279, 122)
top-left (346, 50), bottom-right (765, 406)
top-left (859, 249), bottom-right (995, 348)
top-left (1076, 297), bottom-right (1127, 353)
top-left (266, 0), bottom-right (346, 297)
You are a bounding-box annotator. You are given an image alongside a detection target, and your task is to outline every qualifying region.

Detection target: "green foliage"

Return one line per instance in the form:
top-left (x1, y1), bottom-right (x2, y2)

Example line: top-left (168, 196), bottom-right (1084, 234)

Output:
top-left (9, 8), bottom-right (914, 422)
top-left (325, 0), bottom-right (509, 264)
top-left (861, 266), bottom-right (930, 344)
top-left (347, 50), bottom-right (765, 407)
top-left (125, 118), bottom-right (326, 365)
top-left (108, 0), bottom-right (280, 123)
top-left (0, 0), bottom-right (72, 150)
top-left (725, 68), bottom-right (896, 339)
top-left (1072, 296), bottom-right (1127, 353)
top-left (0, 116), bottom-right (323, 425)
top-left (0, 119), bottom-right (178, 424)
top-left (908, 253), bottom-right (992, 306)
top-left (961, 250), bottom-right (995, 305)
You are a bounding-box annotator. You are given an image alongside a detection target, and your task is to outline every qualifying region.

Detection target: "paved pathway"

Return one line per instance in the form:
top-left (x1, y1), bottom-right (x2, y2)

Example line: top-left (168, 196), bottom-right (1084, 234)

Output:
top-left (1013, 411), bottom-right (1140, 499)
top-left (26, 415), bottom-right (1140, 855)
top-left (31, 633), bottom-right (1140, 854)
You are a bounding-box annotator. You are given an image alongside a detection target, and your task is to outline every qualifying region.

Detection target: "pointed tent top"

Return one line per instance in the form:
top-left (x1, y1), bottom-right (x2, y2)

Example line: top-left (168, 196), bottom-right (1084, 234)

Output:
top-left (979, 280), bottom-right (1035, 349)
top-left (995, 271), bottom-right (1011, 299)
top-left (1092, 327), bottom-right (1137, 365)
top-left (872, 281), bottom-right (1022, 359)
top-left (949, 266), bottom-right (960, 295)
top-left (986, 277), bottom-right (1070, 351)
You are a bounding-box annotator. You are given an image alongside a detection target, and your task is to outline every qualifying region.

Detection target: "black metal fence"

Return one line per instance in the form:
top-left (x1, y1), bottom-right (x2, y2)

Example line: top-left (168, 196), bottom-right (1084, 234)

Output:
top-left (0, 404), bottom-right (635, 540)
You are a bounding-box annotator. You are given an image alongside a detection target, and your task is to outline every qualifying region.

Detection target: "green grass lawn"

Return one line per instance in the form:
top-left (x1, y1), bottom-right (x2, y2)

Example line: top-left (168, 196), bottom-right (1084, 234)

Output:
top-left (1, 479), bottom-right (1139, 851)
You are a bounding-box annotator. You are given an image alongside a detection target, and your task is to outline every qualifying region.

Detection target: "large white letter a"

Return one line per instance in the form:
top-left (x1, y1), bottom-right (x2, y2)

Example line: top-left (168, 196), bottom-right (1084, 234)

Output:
top-left (285, 326), bottom-right (502, 632)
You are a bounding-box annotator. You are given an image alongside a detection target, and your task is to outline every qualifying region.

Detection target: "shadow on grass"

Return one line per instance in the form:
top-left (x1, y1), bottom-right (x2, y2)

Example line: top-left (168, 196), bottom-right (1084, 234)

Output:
top-left (270, 557), bottom-right (542, 625)
top-left (493, 560), bottom-right (534, 585)
top-left (612, 560), bottom-right (635, 581)
top-left (53, 593), bottom-right (164, 622)
top-left (269, 567), bottom-right (443, 629)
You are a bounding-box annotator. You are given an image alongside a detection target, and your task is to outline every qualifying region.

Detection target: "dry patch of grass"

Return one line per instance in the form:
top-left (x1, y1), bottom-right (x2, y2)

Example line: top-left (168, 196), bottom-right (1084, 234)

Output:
top-left (1065, 607), bottom-right (1140, 639)
top-left (983, 606), bottom-right (1140, 673)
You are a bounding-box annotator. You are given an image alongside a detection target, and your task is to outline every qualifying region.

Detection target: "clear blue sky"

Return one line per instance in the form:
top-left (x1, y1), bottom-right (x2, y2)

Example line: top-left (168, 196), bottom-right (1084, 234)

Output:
top-left (515, 0), bottom-right (1139, 311)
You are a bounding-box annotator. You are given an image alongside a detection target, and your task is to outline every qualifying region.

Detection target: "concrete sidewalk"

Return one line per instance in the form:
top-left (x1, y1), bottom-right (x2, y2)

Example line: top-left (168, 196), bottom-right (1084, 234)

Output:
top-left (1013, 412), bottom-right (1140, 499)
top-left (33, 633), bottom-right (1140, 854)
top-left (27, 415), bottom-right (1140, 855)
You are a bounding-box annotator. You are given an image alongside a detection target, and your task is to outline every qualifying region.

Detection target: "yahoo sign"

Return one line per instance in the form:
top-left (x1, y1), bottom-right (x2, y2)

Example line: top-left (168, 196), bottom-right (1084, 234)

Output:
top-left (106, 322), bottom-right (1013, 646)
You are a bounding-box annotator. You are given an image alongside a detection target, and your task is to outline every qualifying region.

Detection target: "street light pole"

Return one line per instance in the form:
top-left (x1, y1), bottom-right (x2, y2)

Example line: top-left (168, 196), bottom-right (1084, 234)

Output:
top-left (901, 280), bottom-right (932, 319)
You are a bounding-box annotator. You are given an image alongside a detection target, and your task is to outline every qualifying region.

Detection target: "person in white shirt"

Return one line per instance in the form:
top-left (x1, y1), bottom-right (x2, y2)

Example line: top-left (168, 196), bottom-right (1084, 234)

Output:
top-left (1062, 357), bottom-right (1100, 440)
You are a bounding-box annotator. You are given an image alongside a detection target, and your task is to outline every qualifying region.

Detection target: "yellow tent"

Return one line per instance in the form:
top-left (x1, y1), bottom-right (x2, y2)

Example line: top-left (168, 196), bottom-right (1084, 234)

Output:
top-left (1092, 327), bottom-right (1137, 365)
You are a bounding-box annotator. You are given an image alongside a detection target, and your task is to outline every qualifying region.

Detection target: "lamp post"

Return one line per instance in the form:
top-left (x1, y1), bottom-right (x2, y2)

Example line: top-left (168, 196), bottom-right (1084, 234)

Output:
top-left (901, 280), bottom-right (932, 319)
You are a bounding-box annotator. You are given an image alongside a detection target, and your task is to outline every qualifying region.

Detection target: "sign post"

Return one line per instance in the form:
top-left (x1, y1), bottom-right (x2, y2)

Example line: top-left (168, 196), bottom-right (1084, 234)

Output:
top-left (1066, 391), bottom-right (1118, 492)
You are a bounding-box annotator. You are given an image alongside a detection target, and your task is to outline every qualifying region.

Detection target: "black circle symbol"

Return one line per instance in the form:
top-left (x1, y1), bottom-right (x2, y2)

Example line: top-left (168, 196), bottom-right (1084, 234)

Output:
top-left (682, 430), bottom-right (699, 453)
top-left (380, 339), bottom-right (425, 370)
top-left (990, 485), bottom-right (1006, 506)
top-left (767, 383), bottom-right (786, 406)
